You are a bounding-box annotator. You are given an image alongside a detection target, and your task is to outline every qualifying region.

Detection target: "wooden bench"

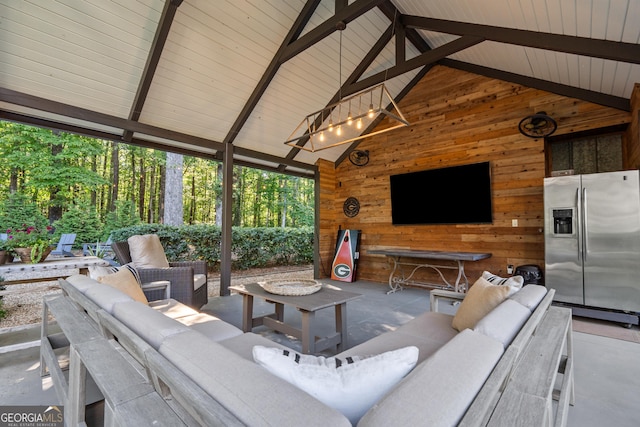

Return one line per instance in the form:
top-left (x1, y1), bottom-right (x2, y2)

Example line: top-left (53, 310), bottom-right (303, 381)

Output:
top-left (40, 294), bottom-right (187, 426)
top-left (431, 289), bottom-right (575, 427)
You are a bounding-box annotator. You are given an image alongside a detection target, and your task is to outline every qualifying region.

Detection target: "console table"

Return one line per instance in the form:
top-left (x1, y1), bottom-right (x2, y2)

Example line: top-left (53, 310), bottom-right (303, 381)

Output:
top-left (368, 249), bottom-right (492, 294)
top-left (0, 256), bottom-right (109, 296)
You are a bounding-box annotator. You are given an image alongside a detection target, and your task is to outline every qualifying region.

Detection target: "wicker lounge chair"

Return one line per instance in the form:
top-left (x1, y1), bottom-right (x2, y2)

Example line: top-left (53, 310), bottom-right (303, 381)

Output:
top-left (111, 239), bottom-right (208, 309)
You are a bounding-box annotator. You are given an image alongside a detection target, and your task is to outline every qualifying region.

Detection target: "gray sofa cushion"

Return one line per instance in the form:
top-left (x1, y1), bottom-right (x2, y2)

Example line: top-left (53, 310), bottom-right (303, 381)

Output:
top-left (113, 301), bottom-right (191, 349)
top-left (159, 330), bottom-right (351, 427)
top-left (149, 299), bottom-right (199, 319)
top-left (66, 274), bottom-right (101, 294)
top-left (219, 332), bottom-right (290, 361)
top-left (84, 283), bottom-right (134, 314)
top-left (509, 285), bottom-right (547, 311)
top-left (338, 312), bottom-right (458, 364)
top-left (474, 299), bottom-right (531, 348)
top-left (358, 329), bottom-right (504, 427)
top-left (177, 313), bottom-right (243, 342)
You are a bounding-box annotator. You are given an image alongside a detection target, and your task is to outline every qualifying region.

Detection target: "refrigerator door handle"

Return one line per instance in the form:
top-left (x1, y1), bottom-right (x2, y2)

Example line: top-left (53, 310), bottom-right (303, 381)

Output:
top-left (582, 187), bottom-right (588, 262)
top-left (576, 187), bottom-right (582, 261)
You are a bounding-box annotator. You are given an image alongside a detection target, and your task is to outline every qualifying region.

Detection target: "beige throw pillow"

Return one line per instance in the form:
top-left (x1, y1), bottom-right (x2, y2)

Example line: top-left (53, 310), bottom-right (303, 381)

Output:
top-left (97, 267), bottom-right (149, 305)
top-left (452, 277), bottom-right (511, 332)
top-left (128, 234), bottom-right (170, 269)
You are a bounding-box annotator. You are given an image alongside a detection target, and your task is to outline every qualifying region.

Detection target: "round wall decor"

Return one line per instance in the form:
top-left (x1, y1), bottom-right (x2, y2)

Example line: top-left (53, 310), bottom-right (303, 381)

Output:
top-left (343, 197), bottom-right (360, 217)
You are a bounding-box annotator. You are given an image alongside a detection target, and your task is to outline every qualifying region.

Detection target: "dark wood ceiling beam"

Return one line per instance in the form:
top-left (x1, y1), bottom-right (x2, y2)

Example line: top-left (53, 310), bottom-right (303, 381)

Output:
top-left (123, 0), bottom-right (183, 142)
top-left (280, 0), bottom-right (388, 63)
top-left (441, 58), bottom-right (630, 111)
top-left (377, 1), bottom-right (430, 52)
top-left (222, 0), bottom-right (321, 146)
top-left (403, 16), bottom-right (640, 64)
top-left (0, 108), bottom-right (316, 176)
top-left (346, 35), bottom-right (484, 96)
top-left (0, 87), bottom-right (225, 151)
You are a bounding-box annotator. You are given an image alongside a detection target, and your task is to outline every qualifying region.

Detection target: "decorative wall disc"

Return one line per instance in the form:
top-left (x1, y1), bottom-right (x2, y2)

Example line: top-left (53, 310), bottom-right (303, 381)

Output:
top-left (343, 197), bottom-right (360, 217)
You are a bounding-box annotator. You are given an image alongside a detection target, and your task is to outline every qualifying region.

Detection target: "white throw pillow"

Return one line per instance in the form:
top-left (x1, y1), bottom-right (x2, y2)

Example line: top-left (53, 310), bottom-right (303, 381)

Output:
top-left (482, 271), bottom-right (524, 288)
top-left (253, 345), bottom-right (419, 425)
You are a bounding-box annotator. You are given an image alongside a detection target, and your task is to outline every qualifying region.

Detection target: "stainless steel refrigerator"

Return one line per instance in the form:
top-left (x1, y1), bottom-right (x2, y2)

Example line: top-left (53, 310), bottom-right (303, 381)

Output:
top-left (544, 170), bottom-right (640, 314)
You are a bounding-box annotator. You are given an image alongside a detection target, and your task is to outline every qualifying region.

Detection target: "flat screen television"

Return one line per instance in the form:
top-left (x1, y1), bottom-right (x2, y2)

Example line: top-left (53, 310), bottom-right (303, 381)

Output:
top-left (390, 161), bottom-right (493, 225)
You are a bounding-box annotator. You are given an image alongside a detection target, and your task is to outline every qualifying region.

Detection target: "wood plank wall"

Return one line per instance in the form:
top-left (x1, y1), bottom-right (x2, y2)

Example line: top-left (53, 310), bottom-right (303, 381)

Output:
top-left (317, 65), bottom-right (633, 287)
top-left (626, 84), bottom-right (640, 169)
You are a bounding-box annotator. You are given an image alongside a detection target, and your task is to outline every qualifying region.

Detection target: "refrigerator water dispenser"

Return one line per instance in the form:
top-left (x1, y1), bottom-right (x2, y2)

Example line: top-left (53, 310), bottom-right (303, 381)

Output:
top-left (552, 208), bottom-right (574, 235)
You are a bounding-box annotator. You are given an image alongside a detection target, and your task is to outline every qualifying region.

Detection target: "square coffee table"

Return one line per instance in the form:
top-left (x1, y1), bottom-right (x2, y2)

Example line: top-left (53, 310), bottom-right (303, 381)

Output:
top-left (230, 282), bottom-right (361, 354)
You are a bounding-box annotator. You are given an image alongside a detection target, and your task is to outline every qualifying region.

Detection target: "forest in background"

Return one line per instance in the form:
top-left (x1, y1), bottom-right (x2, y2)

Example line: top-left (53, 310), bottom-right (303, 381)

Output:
top-left (0, 121), bottom-right (315, 244)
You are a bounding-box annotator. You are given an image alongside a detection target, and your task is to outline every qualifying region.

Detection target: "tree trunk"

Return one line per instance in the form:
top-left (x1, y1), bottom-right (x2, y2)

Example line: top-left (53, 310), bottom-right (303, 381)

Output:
top-left (138, 159), bottom-right (146, 220)
top-left (109, 141), bottom-right (119, 211)
top-left (164, 152), bottom-right (184, 226)
top-left (48, 142), bottom-right (63, 223)
top-left (215, 162), bottom-right (223, 226)
top-left (159, 163), bottom-right (166, 223)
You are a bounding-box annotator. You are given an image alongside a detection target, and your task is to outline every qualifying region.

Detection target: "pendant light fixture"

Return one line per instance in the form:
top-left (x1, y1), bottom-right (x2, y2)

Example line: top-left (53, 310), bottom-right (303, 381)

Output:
top-left (284, 21), bottom-right (409, 153)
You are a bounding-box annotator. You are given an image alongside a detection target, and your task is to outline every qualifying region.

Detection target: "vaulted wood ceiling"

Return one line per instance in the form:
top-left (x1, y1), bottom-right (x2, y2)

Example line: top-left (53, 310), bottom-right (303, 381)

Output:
top-left (1, 0), bottom-right (639, 178)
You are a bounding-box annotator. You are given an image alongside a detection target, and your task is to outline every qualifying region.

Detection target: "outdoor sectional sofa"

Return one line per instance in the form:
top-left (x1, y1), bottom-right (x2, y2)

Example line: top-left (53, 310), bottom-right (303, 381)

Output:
top-left (41, 273), bottom-right (574, 426)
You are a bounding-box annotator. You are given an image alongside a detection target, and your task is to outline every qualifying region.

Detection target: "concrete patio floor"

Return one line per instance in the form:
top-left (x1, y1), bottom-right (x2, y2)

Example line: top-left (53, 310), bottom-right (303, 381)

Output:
top-left (1, 279), bottom-right (639, 426)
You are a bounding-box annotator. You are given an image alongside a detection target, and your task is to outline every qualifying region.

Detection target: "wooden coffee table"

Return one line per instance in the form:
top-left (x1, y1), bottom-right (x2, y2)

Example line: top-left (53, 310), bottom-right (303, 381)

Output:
top-left (230, 282), bottom-right (361, 354)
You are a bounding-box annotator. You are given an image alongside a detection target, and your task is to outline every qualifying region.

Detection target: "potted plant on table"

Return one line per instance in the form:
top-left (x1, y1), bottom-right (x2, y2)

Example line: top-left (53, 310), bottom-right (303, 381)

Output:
top-left (5, 225), bottom-right (54, 263)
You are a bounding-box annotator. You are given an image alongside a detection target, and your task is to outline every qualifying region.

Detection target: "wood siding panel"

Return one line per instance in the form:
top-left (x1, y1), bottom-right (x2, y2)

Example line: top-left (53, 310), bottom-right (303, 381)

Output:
top-left (318, 65), bottom-right (632, 286)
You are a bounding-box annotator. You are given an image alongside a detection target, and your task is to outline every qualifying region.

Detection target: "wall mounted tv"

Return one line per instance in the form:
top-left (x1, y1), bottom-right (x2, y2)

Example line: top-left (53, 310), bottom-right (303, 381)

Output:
top-left (390, 161), bottom-right (493, 225)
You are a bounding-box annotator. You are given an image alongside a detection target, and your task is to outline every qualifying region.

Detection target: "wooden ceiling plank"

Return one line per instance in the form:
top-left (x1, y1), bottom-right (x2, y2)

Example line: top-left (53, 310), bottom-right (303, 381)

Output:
top-left (403, 15), bottom-right (640, 65)
top-left (222, 0), bottom-right (322, 145)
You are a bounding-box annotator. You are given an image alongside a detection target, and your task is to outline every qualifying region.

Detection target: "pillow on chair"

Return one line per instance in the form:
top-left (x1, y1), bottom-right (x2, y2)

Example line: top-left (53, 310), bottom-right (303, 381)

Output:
top-left (128, 234), bottom-right (170, 269)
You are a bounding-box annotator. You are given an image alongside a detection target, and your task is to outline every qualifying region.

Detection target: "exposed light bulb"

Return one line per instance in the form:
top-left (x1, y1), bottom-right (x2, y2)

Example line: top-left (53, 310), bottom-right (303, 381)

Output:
top-left (319, 131), bottom-right (325, 142)
top-left (336, 125), bottom-right (342, 136)
top-left (356, 118), bottom-right (363, 130)
top-left (347, 111), bottom-right (353, 126)
top-left (328, 119), bottom-right (334, 132)
top-left (368, 104), bottom-right (375, 119)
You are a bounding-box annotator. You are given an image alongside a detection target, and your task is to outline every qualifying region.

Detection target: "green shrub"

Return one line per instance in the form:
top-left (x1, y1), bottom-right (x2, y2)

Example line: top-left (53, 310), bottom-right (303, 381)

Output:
top-left (104, 200), bottom-right (140, 237)
top-left (110, 224), bottom-right (314, 270)
top-left (0, 193), bottom-right (48, 234)
top-left (52, 202), bottom-right (104, 246)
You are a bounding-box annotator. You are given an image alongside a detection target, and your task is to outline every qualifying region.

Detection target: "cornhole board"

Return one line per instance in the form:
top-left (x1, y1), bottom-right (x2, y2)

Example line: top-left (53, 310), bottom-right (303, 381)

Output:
top-left (331, 229), bottom-right (360, 282)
